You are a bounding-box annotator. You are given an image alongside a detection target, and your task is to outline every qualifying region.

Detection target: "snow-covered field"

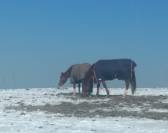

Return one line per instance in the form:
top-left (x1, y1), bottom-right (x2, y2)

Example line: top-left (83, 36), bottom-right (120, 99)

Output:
top-left (0, 87), bottom-right (168, 133)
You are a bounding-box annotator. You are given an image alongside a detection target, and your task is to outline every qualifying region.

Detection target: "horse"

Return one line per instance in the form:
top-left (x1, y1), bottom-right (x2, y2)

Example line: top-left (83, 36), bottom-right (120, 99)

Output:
top-left (82, 59), bottom-right (137, 96)
top-left (58, 63), bottom-right (93, 95)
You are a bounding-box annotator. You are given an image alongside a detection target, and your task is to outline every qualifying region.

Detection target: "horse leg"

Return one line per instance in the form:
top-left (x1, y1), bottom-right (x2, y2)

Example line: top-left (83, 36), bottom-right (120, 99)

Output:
top-left (102, 80), bottom-right (109, 96)
top-left (130, 72), bottom-right (136, 95)
top-left (78, 83), bottom-right (81, 94)
top-left (73, 83), bottom-right (76, 96)
top-left (82, 80), bottom-right (88, 96)
top-left (124, 80), bottom-right (129, 96)
top-left (96, 81), bottom-right (101, 96)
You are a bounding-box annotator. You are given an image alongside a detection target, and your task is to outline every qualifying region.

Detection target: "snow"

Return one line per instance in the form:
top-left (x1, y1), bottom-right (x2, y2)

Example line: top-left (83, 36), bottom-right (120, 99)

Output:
top-left (0, 111), bottom-right (168, 133)
top-left (92, 87), bottom-right (168, 96)
top-left (148, 109), bottom-right (168, 113)
top-left (0, 87), bottom-right (168, 133)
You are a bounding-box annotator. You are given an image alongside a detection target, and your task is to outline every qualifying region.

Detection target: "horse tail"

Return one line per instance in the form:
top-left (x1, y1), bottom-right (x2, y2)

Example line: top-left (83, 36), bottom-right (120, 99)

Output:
top-left (82, 64), bottom-right (95, 96)
top-left (88, 77), bottom-right (93, 94)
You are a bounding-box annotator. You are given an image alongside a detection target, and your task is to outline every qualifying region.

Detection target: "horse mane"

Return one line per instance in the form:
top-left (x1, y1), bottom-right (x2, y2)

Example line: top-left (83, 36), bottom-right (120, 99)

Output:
top-left (64, 65), bottom-right (73, 77)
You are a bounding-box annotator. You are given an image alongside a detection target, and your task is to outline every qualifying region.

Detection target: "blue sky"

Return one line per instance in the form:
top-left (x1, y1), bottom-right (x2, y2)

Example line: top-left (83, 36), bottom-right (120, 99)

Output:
top-left (0, 0), bottom-right (168, 88)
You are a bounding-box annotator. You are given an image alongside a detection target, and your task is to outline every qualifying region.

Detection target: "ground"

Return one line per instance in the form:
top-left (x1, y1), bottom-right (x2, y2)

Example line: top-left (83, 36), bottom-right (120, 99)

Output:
top-left (7, 94), bottom-right (168, 120)
top-left (0, 88), bottom-right (168, 133)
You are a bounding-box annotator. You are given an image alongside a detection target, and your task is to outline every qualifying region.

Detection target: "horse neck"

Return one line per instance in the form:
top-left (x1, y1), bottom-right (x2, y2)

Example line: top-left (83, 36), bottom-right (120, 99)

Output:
top-left (64, 66), bottom-right (72, 78)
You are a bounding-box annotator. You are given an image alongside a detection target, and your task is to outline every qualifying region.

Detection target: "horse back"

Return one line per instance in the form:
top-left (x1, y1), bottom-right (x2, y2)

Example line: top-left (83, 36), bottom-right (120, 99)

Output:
top-left (94, 59), bottom-right (136, 80)
top-left (70, 63), bottom-right (91, 83)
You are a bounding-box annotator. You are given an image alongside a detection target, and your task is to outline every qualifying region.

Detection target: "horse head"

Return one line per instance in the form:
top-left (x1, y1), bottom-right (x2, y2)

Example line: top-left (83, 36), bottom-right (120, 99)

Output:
top-left (58, 72), bottom-right (69, 88)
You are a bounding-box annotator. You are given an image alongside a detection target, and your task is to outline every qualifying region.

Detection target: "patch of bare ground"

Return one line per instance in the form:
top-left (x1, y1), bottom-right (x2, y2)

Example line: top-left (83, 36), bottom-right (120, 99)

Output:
top-left (6, 94), bottom-right (168, 120)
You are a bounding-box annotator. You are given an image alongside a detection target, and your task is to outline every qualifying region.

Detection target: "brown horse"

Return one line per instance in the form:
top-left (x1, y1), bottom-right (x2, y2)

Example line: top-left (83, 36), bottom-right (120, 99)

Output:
top-left (58, 63), bottom-right (93, 95)
top-left (83, 59), bottom-right (137, 96)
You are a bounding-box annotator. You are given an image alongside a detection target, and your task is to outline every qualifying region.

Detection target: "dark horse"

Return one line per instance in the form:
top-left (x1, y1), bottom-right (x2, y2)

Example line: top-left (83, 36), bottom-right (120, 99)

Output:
top-left (83, 59), bottom-right (137, 96)
top-left (58, 63), bottom-right (93, 95)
